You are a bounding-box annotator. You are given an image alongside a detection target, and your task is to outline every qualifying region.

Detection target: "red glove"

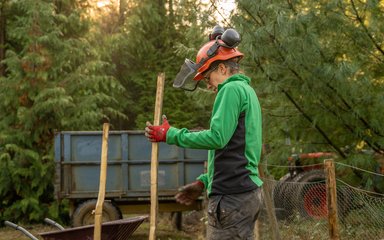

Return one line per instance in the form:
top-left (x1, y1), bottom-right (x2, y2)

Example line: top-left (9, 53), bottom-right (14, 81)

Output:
top-left (175, 181), bottom-right (205, 206)
top-left (145, 115), bottom-right (170, 142)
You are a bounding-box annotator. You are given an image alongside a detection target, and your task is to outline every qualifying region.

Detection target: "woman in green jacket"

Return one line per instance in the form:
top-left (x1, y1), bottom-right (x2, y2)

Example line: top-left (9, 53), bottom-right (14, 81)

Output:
top-left (145, 26), bottom-right (263, 240)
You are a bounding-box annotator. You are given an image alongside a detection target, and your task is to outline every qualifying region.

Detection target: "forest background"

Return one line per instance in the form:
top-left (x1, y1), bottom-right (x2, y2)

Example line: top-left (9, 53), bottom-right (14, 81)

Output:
top-left (0, 0), bottom-right (383, 224)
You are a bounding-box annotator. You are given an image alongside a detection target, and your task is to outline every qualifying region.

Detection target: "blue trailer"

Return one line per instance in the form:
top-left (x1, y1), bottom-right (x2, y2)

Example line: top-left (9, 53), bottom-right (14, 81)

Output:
top-left (54, 131), bottom-right (207, 227)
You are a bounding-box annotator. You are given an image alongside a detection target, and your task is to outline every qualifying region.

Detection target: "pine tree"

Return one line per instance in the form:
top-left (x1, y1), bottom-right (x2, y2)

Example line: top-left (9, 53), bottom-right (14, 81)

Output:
top-left (103, 0), bottom-right (216, 130)
top-left (0, 0), bottom-right (125, 222)
top-left (0, 0), bottom-right (6, 76)
top-left (232, 0), bottom-right (384, 188)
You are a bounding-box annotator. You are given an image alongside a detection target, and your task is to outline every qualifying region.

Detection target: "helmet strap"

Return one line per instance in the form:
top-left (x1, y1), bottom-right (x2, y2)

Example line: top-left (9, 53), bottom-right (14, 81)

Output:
top-left (206, 41), bottom-right (220, 57)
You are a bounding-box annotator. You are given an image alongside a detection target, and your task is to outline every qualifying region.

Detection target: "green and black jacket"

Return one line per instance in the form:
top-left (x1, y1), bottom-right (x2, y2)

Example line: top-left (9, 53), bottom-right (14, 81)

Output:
top-left (166, 74), bottom-right (263, 197)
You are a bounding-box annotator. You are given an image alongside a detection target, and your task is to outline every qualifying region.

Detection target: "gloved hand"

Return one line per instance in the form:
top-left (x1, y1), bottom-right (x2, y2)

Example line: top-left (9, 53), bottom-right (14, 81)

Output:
top-left (145, 115), bottom-right (170, 142)
top-left (175, 181), bottom-right (205, 206)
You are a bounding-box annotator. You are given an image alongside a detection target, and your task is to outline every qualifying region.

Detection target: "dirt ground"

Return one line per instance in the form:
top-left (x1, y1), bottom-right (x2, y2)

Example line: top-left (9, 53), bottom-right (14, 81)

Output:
top-left (0, 211), bottom-right (205, 240)
top-left (132, 211), bottom-right (205, 240)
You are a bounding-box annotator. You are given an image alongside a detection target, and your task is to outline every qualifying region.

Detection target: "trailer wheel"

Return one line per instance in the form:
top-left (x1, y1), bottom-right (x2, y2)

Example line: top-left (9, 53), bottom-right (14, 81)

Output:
top-left (294, 170), bottom-right (352, 220)
top-left (171, 212), bottom-right (182, 230)
top-left (294, 170), bottom-right (327, 219)
top-left (272, 173), bottom-right (295, 220)
top-left (72, 199), bottom-right (122, 227)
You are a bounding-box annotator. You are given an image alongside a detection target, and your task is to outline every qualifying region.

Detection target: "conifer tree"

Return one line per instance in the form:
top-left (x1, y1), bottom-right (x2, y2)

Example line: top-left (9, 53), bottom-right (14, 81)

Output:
top-left (0, 0), bottom-right (6, 76)
top-left (233, 0), bottom-right (384, 188)
top-left (0, 0), bottom-right (125, 222)
top-left (104, 0), bottom-right (216, 130)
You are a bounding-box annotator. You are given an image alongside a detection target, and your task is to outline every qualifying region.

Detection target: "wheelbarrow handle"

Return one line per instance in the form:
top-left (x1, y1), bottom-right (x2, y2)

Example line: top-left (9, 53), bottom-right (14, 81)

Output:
top-left (44, 218), bottom-right (65, 230)
top-left (4, 220), bottom-right (17, 229)
top-left (4, 220), bottom-right (19, 229)
top-left (4, 221), bottom-right (39, 240)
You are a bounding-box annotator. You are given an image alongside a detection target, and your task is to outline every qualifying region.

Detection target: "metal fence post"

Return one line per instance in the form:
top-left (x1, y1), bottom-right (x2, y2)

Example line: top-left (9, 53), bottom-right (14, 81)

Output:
top-left (324, 159), bottom-right (340, 240)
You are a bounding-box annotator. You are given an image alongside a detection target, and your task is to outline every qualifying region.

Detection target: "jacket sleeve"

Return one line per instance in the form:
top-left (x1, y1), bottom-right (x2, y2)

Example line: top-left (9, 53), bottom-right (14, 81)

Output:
top-left (197, 173), bottom-right (208, 189)
top-left (166, 83), bottom-right (244, 149)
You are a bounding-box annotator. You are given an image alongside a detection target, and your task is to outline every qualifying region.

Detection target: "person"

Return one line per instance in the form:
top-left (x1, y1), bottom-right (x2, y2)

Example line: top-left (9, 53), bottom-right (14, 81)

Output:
top-left (145, 27), bottom-right (263, 240)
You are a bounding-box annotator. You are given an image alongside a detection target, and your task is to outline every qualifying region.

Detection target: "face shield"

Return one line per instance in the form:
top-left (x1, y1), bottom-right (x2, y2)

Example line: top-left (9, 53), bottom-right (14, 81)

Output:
top-left (172, 59), bottom-right (201, 91)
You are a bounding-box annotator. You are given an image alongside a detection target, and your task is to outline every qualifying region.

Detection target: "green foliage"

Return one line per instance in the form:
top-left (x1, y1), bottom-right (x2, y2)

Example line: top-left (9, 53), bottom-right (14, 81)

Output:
top-left (233, 0), bottom-right (384, 157)
top-left (95, 0), bottom-right (215, 130)
top-left (0, 0), bottom-right (218, 224)
top-left (0, 0), bottom-right (125, 223)
top-left (0, 144), bottom-right (54, 222)
top-left (4, 0), bottom-right (383, 224)
top-left (233, 0), bottom-right (384, 189)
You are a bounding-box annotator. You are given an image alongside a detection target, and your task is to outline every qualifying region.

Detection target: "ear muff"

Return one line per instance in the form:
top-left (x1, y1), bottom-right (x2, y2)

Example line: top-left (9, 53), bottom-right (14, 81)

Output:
top-left (220, 29), bottom-right (241, 48)
top-left (205, 27), bottom-right (242, 59)
top-left (209, 25), bottom-right (225, 41)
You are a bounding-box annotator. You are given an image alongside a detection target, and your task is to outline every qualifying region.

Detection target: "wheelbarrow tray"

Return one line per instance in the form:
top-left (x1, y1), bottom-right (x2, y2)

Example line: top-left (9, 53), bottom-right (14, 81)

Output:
top-left (39, 215), bottom-right (147, 240)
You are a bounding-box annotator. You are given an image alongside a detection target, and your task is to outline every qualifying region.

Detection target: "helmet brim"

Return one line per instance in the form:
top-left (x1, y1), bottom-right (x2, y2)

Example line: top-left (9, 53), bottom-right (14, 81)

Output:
top-left (194, 54), bottom-right (243, 81)
top-left (193, 72), bottom-right (204, 81)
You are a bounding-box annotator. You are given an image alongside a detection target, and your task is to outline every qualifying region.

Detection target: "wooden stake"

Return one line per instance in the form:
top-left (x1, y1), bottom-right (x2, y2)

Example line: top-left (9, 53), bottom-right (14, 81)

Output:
top-left (254, 219), bottom-right (260, 240)
top-left (93, 123), bottom-right (109, 240)
top-left (149, 73), bottom-right (165, 240)
top-left (258, 164), bottom-right (281, 240)
top-left (324, 159), bottom-right (340, 240)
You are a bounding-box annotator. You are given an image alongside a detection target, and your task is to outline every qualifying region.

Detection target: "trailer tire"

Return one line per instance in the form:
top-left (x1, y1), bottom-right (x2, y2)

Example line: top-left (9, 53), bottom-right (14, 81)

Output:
top-left (294, 170), bottom-right (327, 219)
top-left (272, 173), bottom-right (295, 220)
top-left (72, 199), bottom-right (122, 227)
top-left (295, 170), bottom-right (352, 220)
top-left (171, 212), bottom-right (182, 230)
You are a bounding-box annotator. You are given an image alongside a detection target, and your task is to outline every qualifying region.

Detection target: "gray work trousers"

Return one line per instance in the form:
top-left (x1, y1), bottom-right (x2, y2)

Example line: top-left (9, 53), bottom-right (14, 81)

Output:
top-left (206, 188), bottom-right (262, 240)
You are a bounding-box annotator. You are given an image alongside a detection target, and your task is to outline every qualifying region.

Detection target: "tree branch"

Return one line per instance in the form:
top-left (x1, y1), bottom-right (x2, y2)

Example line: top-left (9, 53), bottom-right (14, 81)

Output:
top-left (238, 1), bottom-right (384, 155)
top-left (350, 0), bottom-right (384, 57)
top-left (254, 59), bottom-right (347, 158)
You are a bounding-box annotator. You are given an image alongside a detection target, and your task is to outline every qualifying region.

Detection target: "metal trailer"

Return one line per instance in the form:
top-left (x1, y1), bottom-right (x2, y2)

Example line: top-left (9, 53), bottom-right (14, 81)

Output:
top-left (54, 131), bottom-right (207, 228)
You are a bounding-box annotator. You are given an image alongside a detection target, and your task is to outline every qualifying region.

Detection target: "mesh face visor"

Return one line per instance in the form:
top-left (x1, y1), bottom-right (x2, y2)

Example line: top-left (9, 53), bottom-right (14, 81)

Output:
top-left (173, 59), bottom-right (201, 91)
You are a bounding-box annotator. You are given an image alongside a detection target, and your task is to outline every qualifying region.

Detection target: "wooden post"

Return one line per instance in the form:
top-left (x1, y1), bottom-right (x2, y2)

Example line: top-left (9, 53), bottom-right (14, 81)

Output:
top-left (258, 165), bottom-right (281, 240)
top-left (324, 159), bottom-right (340, 240)
top-left (149, 73), bottom-right (165, 240)
top-left (254, 219), bottom-right (260, 240)
top-left (94, 123), bottom-right (109, 240)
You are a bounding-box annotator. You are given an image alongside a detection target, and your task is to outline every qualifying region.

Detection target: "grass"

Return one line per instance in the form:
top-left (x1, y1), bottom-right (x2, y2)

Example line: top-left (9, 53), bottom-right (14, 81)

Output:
top-left (2, 209), bottom-right (383, 240)
top-left (131, 212), bottom-right (203, 240)
top-left (0, 212), bottom-right (204, 240)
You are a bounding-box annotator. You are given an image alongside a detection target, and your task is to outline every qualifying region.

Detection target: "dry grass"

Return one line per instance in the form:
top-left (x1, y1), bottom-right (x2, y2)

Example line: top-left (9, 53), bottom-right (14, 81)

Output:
top-left (0, 224), bottom-right (53, 240)
top-left (131, 212), bottom-right (204, 240)
top-left (0, 212), bottom-right (205, 240)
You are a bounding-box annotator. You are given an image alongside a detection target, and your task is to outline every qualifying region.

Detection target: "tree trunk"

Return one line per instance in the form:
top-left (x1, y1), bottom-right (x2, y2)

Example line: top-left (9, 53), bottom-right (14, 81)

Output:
top-left (119, 0), bottom-right (127, 26)
top-left (0, 1), bottom-right (7, 76)
top-left (168, 0), bottom-right (173, 19)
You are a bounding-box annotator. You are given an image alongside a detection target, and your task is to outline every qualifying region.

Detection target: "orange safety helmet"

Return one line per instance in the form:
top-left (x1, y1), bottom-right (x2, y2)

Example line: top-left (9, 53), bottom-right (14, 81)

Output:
top-left (193, 40), bottom-right (244, 81)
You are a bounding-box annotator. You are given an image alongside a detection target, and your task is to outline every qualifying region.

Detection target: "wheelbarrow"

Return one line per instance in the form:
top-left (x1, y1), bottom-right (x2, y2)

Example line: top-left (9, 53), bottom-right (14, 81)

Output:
top-left (4, 215), bottom-right (148, 240)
